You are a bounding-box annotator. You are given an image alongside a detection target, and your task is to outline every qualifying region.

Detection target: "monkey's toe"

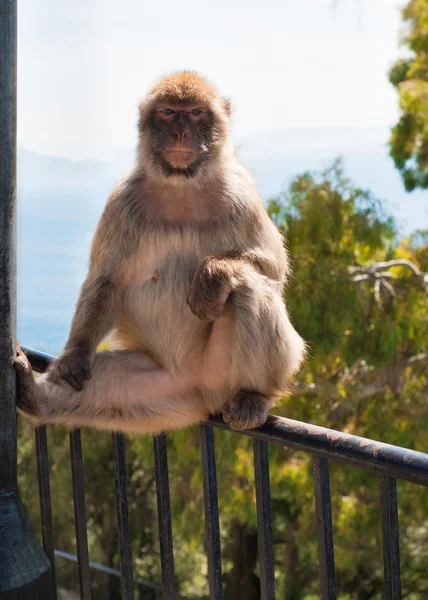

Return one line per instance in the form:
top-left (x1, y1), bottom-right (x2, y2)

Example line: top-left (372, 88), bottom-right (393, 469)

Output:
top-left (222, 390), bottom-right (269, 431)
top-left (14, 344), bottom-right (32, 372)
top-left (14, 349), bottom-right (41, 417)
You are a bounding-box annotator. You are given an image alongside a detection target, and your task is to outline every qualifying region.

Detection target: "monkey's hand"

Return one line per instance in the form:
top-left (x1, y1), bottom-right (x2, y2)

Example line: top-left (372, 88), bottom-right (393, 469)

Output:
top-left (46, 347), bottom-right (92, 391)
top-left (186, 257), bottom-right (236, 321)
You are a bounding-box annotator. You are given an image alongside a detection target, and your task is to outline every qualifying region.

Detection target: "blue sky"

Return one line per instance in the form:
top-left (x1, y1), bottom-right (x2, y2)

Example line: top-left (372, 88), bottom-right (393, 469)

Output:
top-left (18, 0), bottom-right (407, 160)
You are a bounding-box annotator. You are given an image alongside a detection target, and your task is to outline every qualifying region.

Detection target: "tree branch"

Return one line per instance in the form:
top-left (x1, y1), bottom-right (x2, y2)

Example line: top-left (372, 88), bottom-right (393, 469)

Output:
top-left (348, 258), bottom-right (427, 304)
top-left (406, 352), bottom-right (428, 366)
top-left (348, 259), bottom-right (423, 277)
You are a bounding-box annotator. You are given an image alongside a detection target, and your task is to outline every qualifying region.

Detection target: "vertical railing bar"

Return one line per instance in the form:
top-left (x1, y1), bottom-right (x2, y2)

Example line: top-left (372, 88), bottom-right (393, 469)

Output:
top-left (380, 475), bottom-right (401, 600)
top-left (153, 433), bottom-right (176, 599)
top-left (35, 425), bottom-right (57, 599)
top-left (200, 425), bottom-right (224, 599)
top-left (253, 439), bottom-right (276, 600)
top-left (112, 432), bottom-right (135, 600)
top-left (69, 429), bottom-right (92, 600)
top-left (1, 2), bottom-right (55, 595)
top-left (313, 456), bottom-right (337, 600)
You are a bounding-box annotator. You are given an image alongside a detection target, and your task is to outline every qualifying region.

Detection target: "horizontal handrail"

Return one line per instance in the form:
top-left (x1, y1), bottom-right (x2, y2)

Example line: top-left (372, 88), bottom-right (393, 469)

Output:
top-left (206, 416), bottom-right (428, 487)
top-left (21, 345), bottom-right (428, 487)
top-left (54, 550), bottom-right (161, 594)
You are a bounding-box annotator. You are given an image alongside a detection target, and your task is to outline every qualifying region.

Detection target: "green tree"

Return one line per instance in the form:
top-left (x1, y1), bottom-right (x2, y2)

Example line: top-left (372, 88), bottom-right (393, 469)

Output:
top-left (266, 160), bottom-right (427, 598)
top-left (389, 0), bottom-right (428, 191)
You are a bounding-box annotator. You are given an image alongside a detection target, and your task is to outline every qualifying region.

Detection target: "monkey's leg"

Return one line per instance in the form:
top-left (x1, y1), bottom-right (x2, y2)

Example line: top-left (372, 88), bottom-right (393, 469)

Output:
top-left (15, 347), bottom-right (207, 435)
top-left (202, 265), bottom-right (306, 430)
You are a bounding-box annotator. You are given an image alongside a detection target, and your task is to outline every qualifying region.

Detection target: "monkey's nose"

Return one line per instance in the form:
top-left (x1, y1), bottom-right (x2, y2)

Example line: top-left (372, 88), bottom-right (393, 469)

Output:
top-left (173, 130), bottom-right (189, 143)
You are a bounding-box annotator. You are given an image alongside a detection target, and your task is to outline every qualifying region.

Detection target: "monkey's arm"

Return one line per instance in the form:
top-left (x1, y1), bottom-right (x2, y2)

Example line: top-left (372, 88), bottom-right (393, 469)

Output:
top-left (186, 251), bottom-right (282, 321)
top-left (222, 208), bottom-right (289, 283)
top-left (238, 250), bottom-right (286, 282)
top-left (213, 235), bottom-right (288, 282)
top-left (46, 275), bottom-right (121, 390)
top-left (187, 210), bottom-right (289, 320)
top-left (47, 202), bottom-right (125, 390)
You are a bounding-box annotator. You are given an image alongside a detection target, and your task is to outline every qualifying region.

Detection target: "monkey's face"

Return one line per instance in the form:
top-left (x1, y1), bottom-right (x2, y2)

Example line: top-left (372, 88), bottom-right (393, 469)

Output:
top-left (146, 102), bottom-right (216, 177)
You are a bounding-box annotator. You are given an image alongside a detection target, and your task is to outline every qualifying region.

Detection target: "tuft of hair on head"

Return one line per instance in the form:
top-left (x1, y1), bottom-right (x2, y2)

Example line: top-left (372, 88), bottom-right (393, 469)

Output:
top-left (149, 71), bottom-right (218, 103)
top-left (139, 71), bottom-right (232, 120)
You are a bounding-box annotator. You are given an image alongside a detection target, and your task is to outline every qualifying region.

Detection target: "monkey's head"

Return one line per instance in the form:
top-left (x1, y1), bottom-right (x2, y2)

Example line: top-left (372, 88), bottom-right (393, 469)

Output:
top-left (138, 72), bottom-right (231, 179)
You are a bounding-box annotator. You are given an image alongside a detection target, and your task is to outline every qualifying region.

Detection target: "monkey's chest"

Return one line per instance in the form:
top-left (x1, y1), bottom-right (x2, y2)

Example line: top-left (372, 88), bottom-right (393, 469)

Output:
top-left (121, 230), bottom-right (229, 297)
top-left (121, 243), bottom-right (210, 325)
top-left (120, 249), bottom-right (211, 364)
top-left (116, 230), bottom-right (236, 364)
top-left (119, 227), bottom-right (235, 331)
top-left (142, 252), bottom-right (199, 298)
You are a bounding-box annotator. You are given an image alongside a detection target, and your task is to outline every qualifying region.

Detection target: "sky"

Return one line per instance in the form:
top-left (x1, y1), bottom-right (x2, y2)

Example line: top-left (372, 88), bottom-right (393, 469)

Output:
top-left (18, 0), bottom-right (408, 160)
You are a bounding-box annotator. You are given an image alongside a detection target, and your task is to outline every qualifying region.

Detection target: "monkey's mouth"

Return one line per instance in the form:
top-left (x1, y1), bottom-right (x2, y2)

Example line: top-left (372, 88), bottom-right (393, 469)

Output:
top-left (163, 147), bottom-right (197, 168)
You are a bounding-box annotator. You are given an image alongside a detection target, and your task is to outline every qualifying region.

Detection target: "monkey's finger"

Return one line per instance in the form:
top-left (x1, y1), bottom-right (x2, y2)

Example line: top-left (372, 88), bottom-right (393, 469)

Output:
top-left (62, 372), bottom-right (84, 392)
top-left (76, 362), bottom-right (91, 383)
top-left (13, 344), bottom-right (31, 368)
top-left (13, 356), bottom-right (27, 372)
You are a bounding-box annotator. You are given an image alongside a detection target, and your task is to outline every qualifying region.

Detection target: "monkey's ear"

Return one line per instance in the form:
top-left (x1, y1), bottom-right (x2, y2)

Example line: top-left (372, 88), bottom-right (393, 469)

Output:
top-left (223, 98), bottom-right (232, 117)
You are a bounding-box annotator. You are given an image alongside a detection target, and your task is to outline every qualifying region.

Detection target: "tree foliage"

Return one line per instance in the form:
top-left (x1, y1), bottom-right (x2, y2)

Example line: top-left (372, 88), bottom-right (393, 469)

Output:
top-left (389, 0), bottom-right (428, 191)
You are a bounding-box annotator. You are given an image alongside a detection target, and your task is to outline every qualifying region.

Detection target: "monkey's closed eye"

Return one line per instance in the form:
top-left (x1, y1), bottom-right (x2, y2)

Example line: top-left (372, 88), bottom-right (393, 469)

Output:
top-left (189, 109), bottom-right (204, 120)
top-left (162, 108), bottom-right (175, 116)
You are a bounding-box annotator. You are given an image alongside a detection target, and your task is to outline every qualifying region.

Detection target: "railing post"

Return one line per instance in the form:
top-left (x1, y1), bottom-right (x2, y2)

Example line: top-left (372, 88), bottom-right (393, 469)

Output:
top-left (0, 2), bottom-right (54, 597)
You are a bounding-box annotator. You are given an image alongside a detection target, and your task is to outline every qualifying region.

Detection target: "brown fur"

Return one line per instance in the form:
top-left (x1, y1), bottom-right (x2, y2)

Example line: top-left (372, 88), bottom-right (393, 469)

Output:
top-left (15, 71), bottom-right (306, 434)
top-left (147, 72), bottom-right (220, 105)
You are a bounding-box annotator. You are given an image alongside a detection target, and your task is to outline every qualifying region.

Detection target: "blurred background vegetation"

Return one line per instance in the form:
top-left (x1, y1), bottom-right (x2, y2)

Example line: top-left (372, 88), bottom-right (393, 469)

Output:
top-left (17, 0), bottom-right (427, 598)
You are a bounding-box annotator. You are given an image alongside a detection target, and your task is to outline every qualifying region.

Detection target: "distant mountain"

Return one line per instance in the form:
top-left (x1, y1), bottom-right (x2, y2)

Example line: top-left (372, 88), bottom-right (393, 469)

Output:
top-left (16, 127), bottom-right (427, 354)
top-left (18, 147), bottom-right (113, 190)
top-left (18, 125), bottom-right (427, 233)
top-left (235, 126), bottom-right (427, 235)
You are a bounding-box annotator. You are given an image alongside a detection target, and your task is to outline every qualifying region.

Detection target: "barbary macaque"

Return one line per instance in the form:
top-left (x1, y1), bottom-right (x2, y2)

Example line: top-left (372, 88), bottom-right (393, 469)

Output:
top-left (15, 72), bottom-right (305, 434)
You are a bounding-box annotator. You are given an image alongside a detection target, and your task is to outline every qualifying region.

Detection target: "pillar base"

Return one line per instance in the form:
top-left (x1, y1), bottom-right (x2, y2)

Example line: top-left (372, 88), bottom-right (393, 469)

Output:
top-left (0, 495), bottom-right (53, 599)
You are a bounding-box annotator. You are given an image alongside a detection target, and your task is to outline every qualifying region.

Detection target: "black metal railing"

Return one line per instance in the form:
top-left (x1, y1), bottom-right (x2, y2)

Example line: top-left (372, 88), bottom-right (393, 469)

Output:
top-left (1, 2), bottom-right (55, 597)
top-left (20, 346), bottom-right (428, 600)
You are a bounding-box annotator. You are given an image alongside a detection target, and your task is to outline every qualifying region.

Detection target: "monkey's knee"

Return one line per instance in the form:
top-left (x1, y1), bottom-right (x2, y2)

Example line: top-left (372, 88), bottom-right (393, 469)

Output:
top-left (222, 390), bottom-right (272, 431)
top-left (230, 287), bottom-right (305, 394)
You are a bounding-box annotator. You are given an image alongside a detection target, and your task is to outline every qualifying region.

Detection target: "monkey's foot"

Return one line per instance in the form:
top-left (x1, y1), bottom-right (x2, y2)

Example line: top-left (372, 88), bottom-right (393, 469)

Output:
top-left (14, 345), bottom-right (42, 418)
top-left (222, 390), bottom-right (270, 431)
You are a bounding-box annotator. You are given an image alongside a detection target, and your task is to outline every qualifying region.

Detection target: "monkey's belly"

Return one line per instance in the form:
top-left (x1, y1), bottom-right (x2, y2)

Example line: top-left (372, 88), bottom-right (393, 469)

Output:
top-left (117, 261), bottom-right (211, 372)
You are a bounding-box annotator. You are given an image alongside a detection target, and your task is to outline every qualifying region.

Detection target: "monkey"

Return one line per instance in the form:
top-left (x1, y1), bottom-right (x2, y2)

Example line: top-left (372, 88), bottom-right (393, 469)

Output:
top-left (15, 71), bottom-right (306, 435)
